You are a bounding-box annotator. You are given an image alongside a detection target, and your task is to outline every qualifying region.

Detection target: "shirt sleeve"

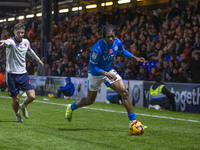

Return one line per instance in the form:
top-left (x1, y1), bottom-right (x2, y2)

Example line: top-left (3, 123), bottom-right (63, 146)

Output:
top-left (26, 40), bottom-right (40, 61)
top-left (89, 46), bottom-right (103, 75)
top-left (3, 39), bottom-right (12, 47)
top-left (118, 39), bottom-right (133, 59)
top-left (89, 63), bottom-right (103, 75)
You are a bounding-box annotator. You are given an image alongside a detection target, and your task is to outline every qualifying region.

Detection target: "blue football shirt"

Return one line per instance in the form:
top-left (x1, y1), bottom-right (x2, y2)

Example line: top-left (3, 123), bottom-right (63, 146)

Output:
top-left (88, 38), bottom-right (133, 76)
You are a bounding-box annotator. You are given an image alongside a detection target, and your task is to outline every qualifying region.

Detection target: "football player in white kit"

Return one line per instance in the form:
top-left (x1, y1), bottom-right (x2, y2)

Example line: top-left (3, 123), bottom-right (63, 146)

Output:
top-left (0, 23), bottom-right (44, 122)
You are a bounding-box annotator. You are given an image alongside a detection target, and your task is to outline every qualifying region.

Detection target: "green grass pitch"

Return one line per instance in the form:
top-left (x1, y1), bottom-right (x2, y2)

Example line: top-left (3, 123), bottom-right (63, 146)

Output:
top-left (0, 92), bottom-right (200, 150)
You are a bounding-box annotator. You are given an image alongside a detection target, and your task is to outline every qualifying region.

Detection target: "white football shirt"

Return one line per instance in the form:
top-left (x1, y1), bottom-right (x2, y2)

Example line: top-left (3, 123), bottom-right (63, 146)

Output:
top-left (3, 37), bottom-right (40, 74)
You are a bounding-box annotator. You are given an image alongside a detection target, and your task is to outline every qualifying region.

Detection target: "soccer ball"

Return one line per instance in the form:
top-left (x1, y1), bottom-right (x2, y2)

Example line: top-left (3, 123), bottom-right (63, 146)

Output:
top-left (129, 121), bottom-right (145, 135)
top-left (48, 93), bottom-right (54, 98)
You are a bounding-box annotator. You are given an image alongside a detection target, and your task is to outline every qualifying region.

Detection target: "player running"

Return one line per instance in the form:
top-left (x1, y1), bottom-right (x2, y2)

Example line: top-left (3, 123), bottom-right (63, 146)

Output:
top-left (65, 24), bottom-right (146, 125)
top-left (0, 23), bottom-right (44, 122)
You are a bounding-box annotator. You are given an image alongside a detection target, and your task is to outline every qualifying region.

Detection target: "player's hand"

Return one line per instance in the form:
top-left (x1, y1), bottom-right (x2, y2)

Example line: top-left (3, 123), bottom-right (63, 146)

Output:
top-left (105, 72), bottom-right (117, 81)
top-left (38, 60), bottom-right (44, 66)
top-left (136, 57), bottom-right (146, 63)
top-left (0, 40), bottom-right (4, 46)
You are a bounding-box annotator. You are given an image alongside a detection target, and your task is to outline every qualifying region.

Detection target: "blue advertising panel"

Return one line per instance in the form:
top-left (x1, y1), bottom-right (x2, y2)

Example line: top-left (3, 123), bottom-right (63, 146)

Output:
top-left (143, 82), bottom-right (200, 113)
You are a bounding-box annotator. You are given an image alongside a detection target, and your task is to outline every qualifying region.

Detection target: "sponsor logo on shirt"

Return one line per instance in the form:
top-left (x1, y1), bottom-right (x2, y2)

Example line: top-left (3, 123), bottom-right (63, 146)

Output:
top-left (103, 54), bottom-right (115, 61)
top-left (92, 53), bottom-right (97, 59)
top-left (114, 46), bottom-right (118, 51)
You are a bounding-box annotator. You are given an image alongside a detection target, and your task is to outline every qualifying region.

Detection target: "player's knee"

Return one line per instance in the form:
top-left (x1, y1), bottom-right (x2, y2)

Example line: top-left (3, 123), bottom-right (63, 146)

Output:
top-left (120, 88), bottom-right (129, 98)
top-left (28, 95), bottom-right (35, 100)
top-left (14, 98), bottom-right (20, 103)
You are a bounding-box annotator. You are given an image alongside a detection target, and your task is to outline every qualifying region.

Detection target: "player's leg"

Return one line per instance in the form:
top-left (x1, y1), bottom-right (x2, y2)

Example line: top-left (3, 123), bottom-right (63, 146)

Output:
top-left (24, 89), bottom-right (36, 104)
top-left (109, 79), bottom-right (133, 113)
top-left (65, 90), bottom-right (97, 122)
top-left (6, 73), bottom-right (23, 122)
top-left (109, 79), bottom-right (136, 122)
top-left (76, 90), bottom-right (97, 107)
top-left (12, 95), bottom-right (20, 113)
top-left (65, 73), bottom-right (101, 122)
top-left (19, 90), bottom-right (35, 119)
top-left (19, 73), bottom-right (35, 119)
top-left (12, 95), bottom-right (23, 122)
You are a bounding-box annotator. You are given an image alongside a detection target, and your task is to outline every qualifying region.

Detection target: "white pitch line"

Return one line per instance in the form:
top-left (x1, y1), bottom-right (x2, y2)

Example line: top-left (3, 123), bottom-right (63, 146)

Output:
top-left (34, 100), bottom-right (200, 123)
top-left (1, 96), bottom-right (200, 123)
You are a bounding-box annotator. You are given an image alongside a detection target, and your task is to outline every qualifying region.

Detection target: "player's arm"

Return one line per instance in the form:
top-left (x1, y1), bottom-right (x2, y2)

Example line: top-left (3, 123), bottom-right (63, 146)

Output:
top-left (118, 40), bottom-right (146, 63)
top-left (90, 47), bottom-right (116, 81)
top-left (27, 43), bottom-right (44, 66)
top-left (102, 70), bottom-right (117, 81)
top-left (0, 40), bottom-right (11, 47)
top-left (0, 40), bottom-right (4, 46)
top-left (131, 55), bottom-right (146, 63)
top-left (90, 64), bottom-right (116, 81)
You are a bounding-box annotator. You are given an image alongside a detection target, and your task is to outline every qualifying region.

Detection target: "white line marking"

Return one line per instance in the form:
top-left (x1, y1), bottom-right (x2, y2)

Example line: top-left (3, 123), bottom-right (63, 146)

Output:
top-left (1, 96), bottom-right (200, 123)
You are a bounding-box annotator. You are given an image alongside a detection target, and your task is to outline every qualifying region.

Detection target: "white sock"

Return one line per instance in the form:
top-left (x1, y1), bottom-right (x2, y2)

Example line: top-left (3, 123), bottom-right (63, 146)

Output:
top-left (20, 102), bottom-right (27, 109)
top-left (15, 111), bottom-right (20, 116)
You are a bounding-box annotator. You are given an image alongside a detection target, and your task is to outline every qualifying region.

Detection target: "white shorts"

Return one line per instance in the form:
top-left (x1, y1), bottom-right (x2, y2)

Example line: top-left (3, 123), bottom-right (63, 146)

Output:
top-left (88, 69), bottom-right (122, 91)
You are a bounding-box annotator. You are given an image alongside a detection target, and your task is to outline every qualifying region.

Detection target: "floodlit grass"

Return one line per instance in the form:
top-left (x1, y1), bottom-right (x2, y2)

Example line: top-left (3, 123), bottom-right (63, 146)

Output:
top-left (0, 92), bottom-right (200, 150)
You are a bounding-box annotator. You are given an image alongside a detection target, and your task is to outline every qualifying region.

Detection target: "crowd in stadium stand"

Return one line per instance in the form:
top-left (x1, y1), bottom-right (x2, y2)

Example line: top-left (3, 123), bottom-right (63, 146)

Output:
top-left (1, 2), bottom-right (200, 83)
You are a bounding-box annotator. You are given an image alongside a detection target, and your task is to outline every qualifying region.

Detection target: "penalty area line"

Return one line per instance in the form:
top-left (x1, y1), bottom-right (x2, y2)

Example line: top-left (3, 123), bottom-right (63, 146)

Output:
top-left (0, 96), bottom-right (200, 123)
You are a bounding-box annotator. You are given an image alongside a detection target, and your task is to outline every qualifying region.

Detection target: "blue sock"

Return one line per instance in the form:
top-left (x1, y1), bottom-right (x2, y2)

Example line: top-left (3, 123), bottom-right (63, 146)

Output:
top-left (128, 112), bottom-right (136, 121)
top-left (70, 102), bottom-right (78, 111)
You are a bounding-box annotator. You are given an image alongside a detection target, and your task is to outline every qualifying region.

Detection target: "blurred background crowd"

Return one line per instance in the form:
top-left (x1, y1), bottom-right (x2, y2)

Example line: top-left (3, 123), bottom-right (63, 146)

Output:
top-left (1, 1), bottom-right (200, 83)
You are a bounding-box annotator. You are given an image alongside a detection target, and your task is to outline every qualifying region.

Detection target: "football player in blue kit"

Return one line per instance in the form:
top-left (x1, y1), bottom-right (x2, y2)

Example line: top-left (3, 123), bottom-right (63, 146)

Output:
top-left (66, 24), bottom-right (146, 125)
top-left (0, 23), bottom-right (44, 122)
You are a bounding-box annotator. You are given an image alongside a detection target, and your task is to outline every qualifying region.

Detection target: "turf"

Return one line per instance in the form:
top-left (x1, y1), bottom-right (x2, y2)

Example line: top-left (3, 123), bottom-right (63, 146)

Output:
top-left (0, 92), bottom-right (199, 150)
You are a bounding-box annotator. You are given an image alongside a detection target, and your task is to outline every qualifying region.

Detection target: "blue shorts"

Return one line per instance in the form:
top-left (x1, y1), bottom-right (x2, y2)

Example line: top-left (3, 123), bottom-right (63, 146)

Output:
top-left (6, 72), bottom-right (34, 97)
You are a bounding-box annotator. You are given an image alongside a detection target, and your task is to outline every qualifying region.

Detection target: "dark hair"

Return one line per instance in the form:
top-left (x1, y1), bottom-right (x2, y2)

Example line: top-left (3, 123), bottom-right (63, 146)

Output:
top-left (14, 23), bottom-right (25, 31)
top-left (154, 75), bottom-right (162, 82)
top-left (100, 24), bottom-right (116, 38)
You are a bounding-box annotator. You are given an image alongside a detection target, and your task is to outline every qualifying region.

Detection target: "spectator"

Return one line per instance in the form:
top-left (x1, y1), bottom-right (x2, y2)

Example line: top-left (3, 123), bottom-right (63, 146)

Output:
top-left (162, 60), bottom-right (170, 80)
top-left (37, 57), bottom-right (51, 76)
top-left (186, 50), bottom-right (200, 83)
top-left (137, 66), bottom-right (148, 80)
top-left (149, 67), bottom-right (157, 81)
top-left (56, 77), bottom-right (75, 98)
top-left (149, 75), bottom-right (176, 111)
top-left (123, 33), bottom-right (133, 49)
top-left (123, 68), bottom-right (135, 80)
top-left (1, 2), bottom-right (200, 84)
top-left (0, 72), bottom-right (7, 92)
top-left (182, 41), bottom-right (194, 59)
top-left (172, 67), bottom-right (181, 82)
top-left (51, 63), bottom-right (59, 76)
top-left (150, 41), bottom-right (164, 61)
top-left (165, 72), bottom-right (173, 82)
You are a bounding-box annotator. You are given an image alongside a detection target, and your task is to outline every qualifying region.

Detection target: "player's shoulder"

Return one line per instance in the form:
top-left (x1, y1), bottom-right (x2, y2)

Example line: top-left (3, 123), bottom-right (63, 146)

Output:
top-left (22, 38), bottom-right (30, 43)
top-left (7, 37), bottom-right (14, 42)
top-left (92, 39), bottom-right (105, 52)
top-left (4, 37), bottom-right (15, 45)
top-left (114, 38), bottom-right (122, 44)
